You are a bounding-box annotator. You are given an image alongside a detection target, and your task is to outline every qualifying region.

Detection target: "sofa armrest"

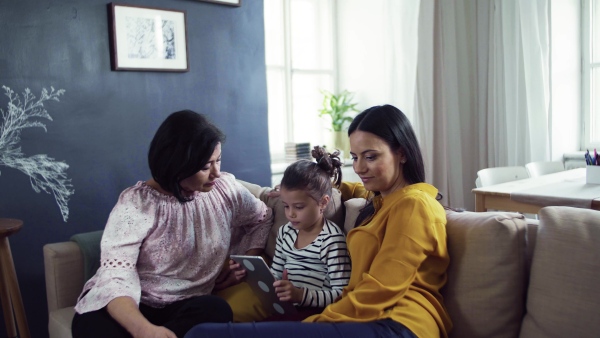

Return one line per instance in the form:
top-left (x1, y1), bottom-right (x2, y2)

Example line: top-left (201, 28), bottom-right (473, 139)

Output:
top-left (43, 241), bottom-right (85, 312)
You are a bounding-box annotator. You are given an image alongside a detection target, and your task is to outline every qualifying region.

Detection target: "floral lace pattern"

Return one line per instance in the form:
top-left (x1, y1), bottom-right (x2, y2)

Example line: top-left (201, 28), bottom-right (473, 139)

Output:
top-left (74, 172), bottom-right (273, 313)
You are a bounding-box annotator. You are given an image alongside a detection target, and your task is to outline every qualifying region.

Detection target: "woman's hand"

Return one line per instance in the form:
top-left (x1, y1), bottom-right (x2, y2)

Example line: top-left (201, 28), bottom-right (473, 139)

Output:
top-left (213, 259), bottom-right (245, 291)
top-left (134, 323), bottom-right (176, 338)
top-left (273, 269), bottom-right (303, 303)
top-left (107, 297), bottom-right (176, 338)
top-left (267, 185), bottom-right (281, 198)
top-left (229, 259), bottom-right (246, 282)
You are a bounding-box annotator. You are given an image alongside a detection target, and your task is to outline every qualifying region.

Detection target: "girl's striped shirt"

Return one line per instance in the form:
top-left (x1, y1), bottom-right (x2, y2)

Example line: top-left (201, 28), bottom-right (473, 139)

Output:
top-left (271, 219), bottom-right (351, 307)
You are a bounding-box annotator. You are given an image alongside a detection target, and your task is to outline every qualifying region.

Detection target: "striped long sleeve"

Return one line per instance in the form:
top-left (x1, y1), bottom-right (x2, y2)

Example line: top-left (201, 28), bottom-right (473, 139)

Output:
top-left (271, 219), bottom-right (351, 308)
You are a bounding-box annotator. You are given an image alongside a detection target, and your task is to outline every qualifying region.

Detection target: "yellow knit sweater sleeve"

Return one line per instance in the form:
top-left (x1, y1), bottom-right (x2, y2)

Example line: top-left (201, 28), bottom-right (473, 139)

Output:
top-left (338, 181), bottom-right (371, 201)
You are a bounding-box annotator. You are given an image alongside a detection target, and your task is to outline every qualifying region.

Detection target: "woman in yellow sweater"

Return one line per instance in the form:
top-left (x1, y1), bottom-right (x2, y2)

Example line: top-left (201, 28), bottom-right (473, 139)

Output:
top-left (185, 104), bottom-right (452, 338)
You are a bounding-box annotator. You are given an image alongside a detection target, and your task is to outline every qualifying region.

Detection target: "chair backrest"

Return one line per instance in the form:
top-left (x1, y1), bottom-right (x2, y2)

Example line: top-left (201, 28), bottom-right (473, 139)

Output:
top-left (476, 166), bottom-right (529, 187)
top-left (525, 161), bottom-right (565, 177)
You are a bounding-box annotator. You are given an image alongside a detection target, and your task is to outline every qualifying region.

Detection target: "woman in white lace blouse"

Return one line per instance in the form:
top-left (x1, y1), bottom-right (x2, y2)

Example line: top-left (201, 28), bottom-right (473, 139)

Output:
top-left (71, 110), bottom-right (273, 338)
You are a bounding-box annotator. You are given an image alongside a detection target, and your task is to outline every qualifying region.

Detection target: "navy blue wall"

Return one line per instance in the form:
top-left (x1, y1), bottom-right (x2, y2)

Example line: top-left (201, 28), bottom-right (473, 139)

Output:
top-left (0, 0), bottom-right (269, 336)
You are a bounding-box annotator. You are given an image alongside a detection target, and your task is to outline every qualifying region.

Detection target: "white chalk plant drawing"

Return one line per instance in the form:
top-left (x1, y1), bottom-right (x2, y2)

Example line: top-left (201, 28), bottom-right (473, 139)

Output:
top-left (0, 85), bottom-right (74, 222)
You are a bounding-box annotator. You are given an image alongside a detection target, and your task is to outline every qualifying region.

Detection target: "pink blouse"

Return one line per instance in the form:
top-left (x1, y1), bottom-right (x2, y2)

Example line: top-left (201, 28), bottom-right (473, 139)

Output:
top-left (74, 172), bottom-right (273, 313)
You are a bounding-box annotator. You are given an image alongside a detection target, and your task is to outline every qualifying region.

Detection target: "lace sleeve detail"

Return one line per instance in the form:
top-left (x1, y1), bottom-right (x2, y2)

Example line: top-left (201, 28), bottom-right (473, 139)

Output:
top-left (101, 258), bottom-right (137, 270)
top-left (74, 186), bottom-right (156, 314)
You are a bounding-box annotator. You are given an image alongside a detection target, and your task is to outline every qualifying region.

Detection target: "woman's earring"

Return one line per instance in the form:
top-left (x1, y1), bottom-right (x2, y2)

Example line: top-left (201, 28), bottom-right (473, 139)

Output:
top-left (401, 159), bottom-right (407, 164)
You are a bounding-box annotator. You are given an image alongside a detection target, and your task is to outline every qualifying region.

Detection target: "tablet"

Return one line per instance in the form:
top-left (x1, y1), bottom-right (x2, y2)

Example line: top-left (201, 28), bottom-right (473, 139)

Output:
top-left (230, 255), bottom-right (298, 316)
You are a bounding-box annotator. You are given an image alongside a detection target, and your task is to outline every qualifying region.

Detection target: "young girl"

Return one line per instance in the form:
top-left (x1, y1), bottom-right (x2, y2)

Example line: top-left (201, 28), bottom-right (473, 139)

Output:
top-left (268, 146), bottom-right (352, 321)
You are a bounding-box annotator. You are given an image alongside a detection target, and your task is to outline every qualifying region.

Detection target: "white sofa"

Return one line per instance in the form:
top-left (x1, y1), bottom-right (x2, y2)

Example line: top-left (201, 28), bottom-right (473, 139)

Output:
top-left (44, 181), bottom-right (600, 338)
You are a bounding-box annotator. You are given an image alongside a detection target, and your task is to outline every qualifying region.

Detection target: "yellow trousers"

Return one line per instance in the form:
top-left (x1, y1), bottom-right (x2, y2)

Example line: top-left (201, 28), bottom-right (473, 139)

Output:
top-left (215, 282), bottom-right (270, 322)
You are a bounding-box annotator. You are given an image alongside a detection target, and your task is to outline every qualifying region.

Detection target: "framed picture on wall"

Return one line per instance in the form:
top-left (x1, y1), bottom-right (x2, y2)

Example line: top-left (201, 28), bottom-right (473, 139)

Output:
top-left (107, 3), bottom-right (189, 72)
top-left (196, 0), bottom-right (241, 7)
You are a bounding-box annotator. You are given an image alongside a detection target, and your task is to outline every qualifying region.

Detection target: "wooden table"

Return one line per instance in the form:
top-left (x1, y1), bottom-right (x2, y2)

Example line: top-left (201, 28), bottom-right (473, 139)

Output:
top-left (472, 168), bottom-right (600, 213)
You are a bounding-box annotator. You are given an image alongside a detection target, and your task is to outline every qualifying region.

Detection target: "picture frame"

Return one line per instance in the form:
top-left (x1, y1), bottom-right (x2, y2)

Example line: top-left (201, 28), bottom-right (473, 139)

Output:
top-left (196, 0), bottom-right (241, 7)
top-left (107, 3), bottom-right (189, 72)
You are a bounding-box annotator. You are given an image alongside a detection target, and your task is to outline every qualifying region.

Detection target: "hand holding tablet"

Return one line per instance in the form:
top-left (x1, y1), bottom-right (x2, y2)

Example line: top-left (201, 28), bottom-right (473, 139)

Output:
top-left (230, 255), bottom-right (298, 316)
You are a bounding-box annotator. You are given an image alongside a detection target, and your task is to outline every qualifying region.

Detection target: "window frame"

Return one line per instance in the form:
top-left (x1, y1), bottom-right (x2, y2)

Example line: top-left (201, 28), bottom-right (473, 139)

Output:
top-left (582, 0), bottom-right (600, 149)
top-left (264, 0), bottom-right (338, 163)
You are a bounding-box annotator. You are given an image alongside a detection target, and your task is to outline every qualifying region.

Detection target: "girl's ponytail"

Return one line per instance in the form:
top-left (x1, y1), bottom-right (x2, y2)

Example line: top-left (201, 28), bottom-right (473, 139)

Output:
top-left (311, 146), bottom-right (343, 188)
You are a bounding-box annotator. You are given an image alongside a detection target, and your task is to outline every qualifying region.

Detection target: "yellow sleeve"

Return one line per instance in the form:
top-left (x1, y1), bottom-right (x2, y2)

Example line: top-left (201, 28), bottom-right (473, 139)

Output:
top-left (307, 195), bottom-right (438, 321)
top-left (338, 181), bottom-right (371, 201)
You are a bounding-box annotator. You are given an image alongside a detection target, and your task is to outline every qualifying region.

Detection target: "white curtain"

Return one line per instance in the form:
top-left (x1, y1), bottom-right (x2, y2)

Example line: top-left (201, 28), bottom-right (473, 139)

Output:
top-left (337, 0), bottom-right (551, 210)
top-left (486, 0), bottom-right (551, 166)
top-left (425, 0), bottom-right (550, 209)
top-left (336, 0), bottom-right (420, 116)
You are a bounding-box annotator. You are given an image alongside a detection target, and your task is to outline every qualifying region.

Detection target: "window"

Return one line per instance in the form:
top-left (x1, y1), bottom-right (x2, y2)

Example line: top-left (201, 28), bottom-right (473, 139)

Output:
top-left (264, 0), bottom-right (336, 162)
top-left (583, 0), bottom-right (600, 148)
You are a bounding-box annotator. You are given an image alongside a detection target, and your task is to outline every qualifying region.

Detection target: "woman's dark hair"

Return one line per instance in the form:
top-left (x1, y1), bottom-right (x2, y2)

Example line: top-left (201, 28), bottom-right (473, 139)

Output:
top-left (280, 146), bottom-right (343, 203)
top-left (148, 110), bottom-right (225, 203)
top-left (348, 104), bottom-right (425, 226)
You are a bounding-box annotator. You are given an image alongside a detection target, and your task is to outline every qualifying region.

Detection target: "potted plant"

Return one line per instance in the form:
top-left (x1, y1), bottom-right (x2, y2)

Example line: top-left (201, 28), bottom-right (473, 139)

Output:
top-left (318, 90), bottom-right (359, 132)
top-left (318, 90), bottom-right (359, 158)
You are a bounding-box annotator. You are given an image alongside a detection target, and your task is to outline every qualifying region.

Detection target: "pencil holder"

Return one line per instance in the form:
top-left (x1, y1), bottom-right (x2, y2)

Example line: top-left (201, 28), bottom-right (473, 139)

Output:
top-left (586, 166), bottom-right (600, 184)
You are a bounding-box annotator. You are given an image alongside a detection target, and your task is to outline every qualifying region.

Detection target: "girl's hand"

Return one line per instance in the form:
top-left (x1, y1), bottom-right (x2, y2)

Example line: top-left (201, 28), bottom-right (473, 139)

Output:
top-left (273, 269), bottom-right (303, 303)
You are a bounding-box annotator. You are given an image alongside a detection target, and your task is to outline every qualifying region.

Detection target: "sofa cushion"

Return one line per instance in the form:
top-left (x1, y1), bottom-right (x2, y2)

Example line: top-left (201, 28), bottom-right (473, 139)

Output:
top-left (43, 242), bottom-right (85, 312)
top-left (524, 218), bottom-right (539, 278)
top-left (70, 230), bottom-right (103, 283)
top-left (343, 198), bottom-right (367, 234)
top-left (49, 306), bottom-right (75, 338)
top-left (520, 206), bottom-right (600, 338)
top-left (442, 210), bottom-right (528, 338)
